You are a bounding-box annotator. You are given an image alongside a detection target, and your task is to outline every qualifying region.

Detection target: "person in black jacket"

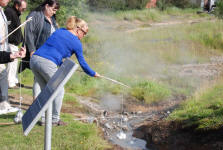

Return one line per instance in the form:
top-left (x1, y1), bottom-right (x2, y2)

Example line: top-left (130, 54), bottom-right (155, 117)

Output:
top-left (4, 0), bottom-right (27, 88)
top-left (19, 0), bottom-right (60, 101)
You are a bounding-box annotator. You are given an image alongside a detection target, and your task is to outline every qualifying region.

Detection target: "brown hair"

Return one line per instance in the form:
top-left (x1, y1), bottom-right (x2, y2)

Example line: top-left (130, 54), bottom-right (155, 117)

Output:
top-left (34, 0), bottom-right (60, 11)
top-left (13, 0), bottom-right (26, 7)
top-left (66, 16), bottom-right (88, 31)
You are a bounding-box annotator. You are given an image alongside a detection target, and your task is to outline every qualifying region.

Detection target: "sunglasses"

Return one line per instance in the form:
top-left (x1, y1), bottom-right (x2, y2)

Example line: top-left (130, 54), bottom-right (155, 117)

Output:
top-left (78, 28), bottom-right (87, 36)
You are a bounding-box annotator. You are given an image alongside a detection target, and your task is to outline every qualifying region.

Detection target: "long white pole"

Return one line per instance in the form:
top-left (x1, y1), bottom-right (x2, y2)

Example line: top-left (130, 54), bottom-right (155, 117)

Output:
top-left (100, 75), bottom-right (130, 88)
top-left (0, 17), bottom-right (32, 43)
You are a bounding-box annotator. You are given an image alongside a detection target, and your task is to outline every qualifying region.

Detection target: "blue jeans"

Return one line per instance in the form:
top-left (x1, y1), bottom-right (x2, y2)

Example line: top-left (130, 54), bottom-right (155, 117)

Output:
top-left (30, 55), bottom-right (64, 122)
top-left (0, 64), bottom-right (8, 102)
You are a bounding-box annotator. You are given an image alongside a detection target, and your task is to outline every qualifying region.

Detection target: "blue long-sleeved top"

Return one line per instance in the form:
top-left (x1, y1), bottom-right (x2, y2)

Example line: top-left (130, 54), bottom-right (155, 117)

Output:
top-left (34, 28), bottom-right (96, 77)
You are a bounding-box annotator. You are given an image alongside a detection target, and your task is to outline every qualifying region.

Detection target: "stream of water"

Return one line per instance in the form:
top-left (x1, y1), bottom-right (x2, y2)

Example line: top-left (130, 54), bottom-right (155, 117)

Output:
top-left (109, 131), bottom-right (149, 150)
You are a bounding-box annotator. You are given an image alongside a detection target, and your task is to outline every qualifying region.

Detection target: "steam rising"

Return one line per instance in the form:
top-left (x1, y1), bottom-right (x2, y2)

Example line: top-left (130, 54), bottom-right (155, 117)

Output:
top-left (85, 12), bottom-right (212, 92)
top-left (100, 93), bottom-right (122, 111)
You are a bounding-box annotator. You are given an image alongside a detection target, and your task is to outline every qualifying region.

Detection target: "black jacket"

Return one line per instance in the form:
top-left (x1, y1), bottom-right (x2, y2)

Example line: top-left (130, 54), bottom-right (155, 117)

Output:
top-left (4, 6), bottom-right (23, 46)
top-left (18, 11), bottom-right (57, 73)
top-left (24, 11), bottom-right (57, 53)
top-left (0, 51), bottom-right (12, 64)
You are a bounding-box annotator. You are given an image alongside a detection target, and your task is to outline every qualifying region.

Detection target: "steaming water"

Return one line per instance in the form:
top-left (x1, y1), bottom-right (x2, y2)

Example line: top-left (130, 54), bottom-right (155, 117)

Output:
top-left (109, 131), bottom-right (149, 150)
top-left (98, 94), bottom-right (150, 149)
top-left (100, 94), bottom-right (121, 111)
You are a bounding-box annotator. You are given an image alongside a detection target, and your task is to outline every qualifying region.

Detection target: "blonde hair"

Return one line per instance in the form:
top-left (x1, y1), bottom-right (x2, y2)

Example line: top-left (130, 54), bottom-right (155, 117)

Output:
top-left (66, 16), bottom-right (88, 31)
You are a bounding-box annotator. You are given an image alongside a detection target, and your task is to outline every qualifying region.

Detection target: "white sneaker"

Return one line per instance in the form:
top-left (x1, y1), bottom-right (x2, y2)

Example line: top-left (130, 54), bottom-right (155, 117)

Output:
top-left (0, 101), bottom-right (19, 115)
top-left (8, 83), bottom-right (16, 88)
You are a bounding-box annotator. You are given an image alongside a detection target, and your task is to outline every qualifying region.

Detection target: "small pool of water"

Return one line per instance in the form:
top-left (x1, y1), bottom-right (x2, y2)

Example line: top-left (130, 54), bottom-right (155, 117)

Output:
top-left (109, 131), bottom-right (149, 150)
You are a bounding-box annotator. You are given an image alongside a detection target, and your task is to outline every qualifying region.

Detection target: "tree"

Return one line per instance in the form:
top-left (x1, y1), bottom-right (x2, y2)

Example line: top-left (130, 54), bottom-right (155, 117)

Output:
top-left (26, 0), bottom-right (86, 26)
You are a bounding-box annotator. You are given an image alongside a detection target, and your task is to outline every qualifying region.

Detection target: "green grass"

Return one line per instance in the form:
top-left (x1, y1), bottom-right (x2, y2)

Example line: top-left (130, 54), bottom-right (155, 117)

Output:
top-left (168, 80), bottom-right (223, 130)
top-left (188, 20), bottom-right (223, 51)
top-left (163, 7), bottom-right (208, 18)
top-left (18, 69), bottom-right (34, 87)
top-left (8, 87), bottom-right (32, 97)
top-left (0, 113), bottom-right (110, 150)
top-left (113, 7), bottom-right (210, 22)
top-left (66, 72), bottom-right (130, 97)
top-left (114, 8), bottom-right (163, 22)
top-left (130, 80), bottom-right (171, 104)
top-left (160, 75), bottom-right (201, 96)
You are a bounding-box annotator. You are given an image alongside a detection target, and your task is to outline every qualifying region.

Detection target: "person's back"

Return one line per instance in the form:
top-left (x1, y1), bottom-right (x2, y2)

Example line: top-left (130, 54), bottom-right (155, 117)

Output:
top-left (4, 6), bottom-right (23, 46)
top-left (35, 28), bottom-right (81, 64)
top-left (34, 28), bottom-right (95, 76)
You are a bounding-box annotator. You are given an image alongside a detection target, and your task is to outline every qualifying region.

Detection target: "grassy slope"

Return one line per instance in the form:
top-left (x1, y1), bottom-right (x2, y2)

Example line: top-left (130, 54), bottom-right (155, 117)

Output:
top-left (113, 7), bottom-right (211, 22)
top-left (168, 79), bottom-right (223, 130)
top-left (2, 7), bottom-right (223, 149)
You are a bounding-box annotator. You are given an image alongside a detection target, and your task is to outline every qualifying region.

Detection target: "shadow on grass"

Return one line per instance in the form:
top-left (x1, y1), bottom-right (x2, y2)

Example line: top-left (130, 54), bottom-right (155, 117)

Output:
top-left (0, 113), bottom-right (15, 119)
top-left (23, 85), bottom-right (32, 89)
top-left (10, 101), bottom-right (30, 110)
top-left (0, 113), bottom-right (17, 127)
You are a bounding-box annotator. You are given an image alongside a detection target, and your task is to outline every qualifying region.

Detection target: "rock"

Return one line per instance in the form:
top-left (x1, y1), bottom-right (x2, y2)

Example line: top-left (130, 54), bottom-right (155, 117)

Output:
top-left (123, 116), bottom-right (128, 122)
top-left (116, 131), bottom-right (126, 140)
top-left (137, 111), bottom-right (142, 114)
top-left (105, 123), bottom-right (112, 129)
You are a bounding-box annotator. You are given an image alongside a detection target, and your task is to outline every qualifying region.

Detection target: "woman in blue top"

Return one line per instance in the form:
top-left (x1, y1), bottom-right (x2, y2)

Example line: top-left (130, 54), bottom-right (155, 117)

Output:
top-left (30, 16), bottom-right (100, 126)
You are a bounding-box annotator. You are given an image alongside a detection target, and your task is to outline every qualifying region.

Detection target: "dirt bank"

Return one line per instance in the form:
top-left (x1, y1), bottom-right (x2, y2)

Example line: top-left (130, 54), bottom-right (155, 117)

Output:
top-left (133, 120), bottom-right (223, 150)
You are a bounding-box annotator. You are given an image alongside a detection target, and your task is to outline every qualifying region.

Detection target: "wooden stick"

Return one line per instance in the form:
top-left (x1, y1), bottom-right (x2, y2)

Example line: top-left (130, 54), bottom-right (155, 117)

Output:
top-left (0, 17), bottom-right (32, 43)
top-left (76, 70), bottom-right (130, 88)
top-left (100, 75), bottom-right (130, 88)
top-left (0, 122), bottom-right (15, 125)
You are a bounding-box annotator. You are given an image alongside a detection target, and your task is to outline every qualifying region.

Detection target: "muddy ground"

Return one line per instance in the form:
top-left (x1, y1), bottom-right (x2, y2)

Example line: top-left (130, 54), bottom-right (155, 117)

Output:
top-left (132, 110), bottom-right (223, 150)
top-left (134, 120), bottom-right (223, 150)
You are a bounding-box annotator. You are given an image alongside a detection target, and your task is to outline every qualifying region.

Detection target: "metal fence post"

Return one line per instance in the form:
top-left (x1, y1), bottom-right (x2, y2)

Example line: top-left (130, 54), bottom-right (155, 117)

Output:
top-left (44, 103), bottom-right (52, 150)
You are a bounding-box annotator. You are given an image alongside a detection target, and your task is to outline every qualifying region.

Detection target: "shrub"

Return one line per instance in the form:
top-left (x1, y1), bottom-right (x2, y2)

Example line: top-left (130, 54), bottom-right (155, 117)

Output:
top-left (168, 0), bottom-right (192, 8)
top-left (56, 0), bottom-right (86, 26)
top-left (156, 0), bottom-right (170, 11)
top-left (26, 0), bottom-right (86, 27)
top-left (157, 0), bottom-right (194, 10)
top-left (200, 32), bottom-right (223, 50)
top-left (168, 81), bottom-right (223, 130)
top-left (87, 0), bottom-right (149, 11)
top-left (126, 0), bottom-right (149, 9)
top-left (130, 80), bottom-right (171, 104)
top-left (214, 0), bottom-right (223, 19)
